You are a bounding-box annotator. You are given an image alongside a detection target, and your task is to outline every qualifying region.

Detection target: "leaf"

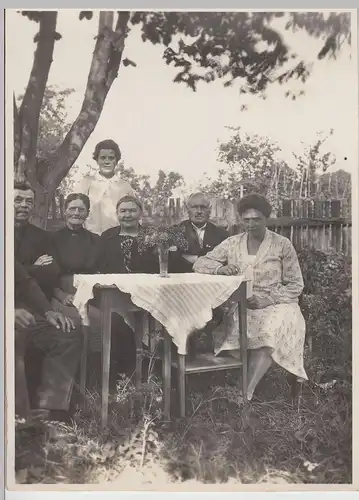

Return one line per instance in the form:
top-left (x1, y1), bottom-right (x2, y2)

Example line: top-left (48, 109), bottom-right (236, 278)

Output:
top-left (123, 58), bottom-right (137, 68)
top-left (79, 11), bottom-right (93, 21)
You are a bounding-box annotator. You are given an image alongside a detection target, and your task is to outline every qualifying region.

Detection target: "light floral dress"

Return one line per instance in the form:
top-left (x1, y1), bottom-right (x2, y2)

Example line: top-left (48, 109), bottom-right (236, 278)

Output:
top-left (193, 229), bottom-right (307, 380)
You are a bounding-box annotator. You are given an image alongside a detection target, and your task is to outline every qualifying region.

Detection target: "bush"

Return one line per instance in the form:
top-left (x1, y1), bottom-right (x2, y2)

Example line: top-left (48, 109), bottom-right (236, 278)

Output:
top-left (297, 248), bottom-right (352, 377)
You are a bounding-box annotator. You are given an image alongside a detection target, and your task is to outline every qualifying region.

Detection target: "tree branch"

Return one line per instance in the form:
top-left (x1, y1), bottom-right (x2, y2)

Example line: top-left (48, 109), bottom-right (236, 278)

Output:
top-left (44, 11), bottom-right (130, 190)
top-left (18, 11), bottom-right (58, 190)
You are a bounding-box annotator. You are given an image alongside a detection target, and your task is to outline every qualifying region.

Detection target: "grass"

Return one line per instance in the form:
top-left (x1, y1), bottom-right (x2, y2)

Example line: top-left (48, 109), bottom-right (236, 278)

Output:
top-left (14, 339), bottom-right (352, 486)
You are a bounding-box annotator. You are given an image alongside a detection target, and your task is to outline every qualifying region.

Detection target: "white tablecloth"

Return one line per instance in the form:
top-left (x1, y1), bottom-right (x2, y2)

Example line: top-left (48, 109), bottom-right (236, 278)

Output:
top-left (73, 273), bottom-right (246, 354)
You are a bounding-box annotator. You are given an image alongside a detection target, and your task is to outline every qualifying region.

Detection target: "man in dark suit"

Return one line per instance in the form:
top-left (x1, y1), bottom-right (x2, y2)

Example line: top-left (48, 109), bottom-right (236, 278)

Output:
top-left (14, 182), bottom-right (60, 300)
top-left (171, 192), bottom-right (229, 273)
top-left (15, 261), bottom-right (83, 422)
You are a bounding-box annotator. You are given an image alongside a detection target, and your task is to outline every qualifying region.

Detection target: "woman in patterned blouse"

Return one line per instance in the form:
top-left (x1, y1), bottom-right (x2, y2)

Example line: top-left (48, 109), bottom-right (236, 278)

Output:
top-left (96, 195), bottom-right (161, 378)
top-left (194, 193), bottom-right (307, 401)
top-left (98, 195), bottom-right (159, 274)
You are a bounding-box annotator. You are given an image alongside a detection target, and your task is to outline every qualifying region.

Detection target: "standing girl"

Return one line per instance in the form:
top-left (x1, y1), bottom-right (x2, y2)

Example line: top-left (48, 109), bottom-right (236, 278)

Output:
top-left (76, 139), bottom-right (134, 235)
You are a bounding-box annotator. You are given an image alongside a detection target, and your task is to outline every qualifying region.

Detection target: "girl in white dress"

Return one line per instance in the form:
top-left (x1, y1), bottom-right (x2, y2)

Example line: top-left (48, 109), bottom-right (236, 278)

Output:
top-left (193, 193), bottom-right (307, 400)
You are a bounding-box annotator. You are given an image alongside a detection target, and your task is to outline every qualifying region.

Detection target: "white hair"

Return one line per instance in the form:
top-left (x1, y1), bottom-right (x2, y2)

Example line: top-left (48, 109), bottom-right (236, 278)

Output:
top-left (186, 192), bottom-right (211, 207)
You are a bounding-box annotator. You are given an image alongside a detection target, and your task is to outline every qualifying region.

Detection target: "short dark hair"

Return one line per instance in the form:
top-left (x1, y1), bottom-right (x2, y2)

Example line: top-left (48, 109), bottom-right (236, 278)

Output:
top-left (64, 193), bottom-right (91, 213)
top-left (14, 181), bottom-right (34, 193)
top-left (116, 195), bottom-right (143, 212)
top-left (237, 193), bottom-right (272, 218)
top-left (92, 140), bottom-right (121, 162)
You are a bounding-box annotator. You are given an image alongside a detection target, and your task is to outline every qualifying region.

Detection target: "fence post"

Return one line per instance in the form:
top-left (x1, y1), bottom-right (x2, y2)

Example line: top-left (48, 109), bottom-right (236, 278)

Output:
top-left (331, 200), bottom-right (342, 252)
top-left (281, 199), bottom-right (292, 240)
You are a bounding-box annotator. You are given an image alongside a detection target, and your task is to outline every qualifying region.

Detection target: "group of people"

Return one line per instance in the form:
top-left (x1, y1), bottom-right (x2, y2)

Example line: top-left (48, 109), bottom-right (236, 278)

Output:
top-left (14, 139), bottom-right (307, 424)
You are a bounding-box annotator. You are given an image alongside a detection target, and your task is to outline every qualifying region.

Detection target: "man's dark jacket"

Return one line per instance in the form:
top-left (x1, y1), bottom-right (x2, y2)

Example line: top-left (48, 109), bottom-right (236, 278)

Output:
top-left (15, 260), bottom-right (52, 316)
top-left (170, 220), bottom-right (229, 273)
top-left (14, 222), bottom-right (60, 300)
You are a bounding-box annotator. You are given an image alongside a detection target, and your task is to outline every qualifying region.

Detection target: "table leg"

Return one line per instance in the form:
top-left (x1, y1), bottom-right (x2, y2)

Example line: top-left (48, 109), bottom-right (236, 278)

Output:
top-left (134, 312), bottom-right (143, 388)
top-left (239, 282), bottom-right (248, 401)
top-left (162, 329), bottom-right (172, 421)
top-left (177, 354), bottom-right (186, 418)
top-left (101, 290), bottom-right (112, 430)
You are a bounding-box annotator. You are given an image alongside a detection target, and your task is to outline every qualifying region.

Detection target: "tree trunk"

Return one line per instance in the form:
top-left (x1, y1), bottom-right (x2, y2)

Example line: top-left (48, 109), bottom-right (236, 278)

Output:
top-left (14, 95), bottom-right (21, 173)
top-left (17, 11), bottom-right (58, 191)
top-left (43, 11), bottom-right (131, 192)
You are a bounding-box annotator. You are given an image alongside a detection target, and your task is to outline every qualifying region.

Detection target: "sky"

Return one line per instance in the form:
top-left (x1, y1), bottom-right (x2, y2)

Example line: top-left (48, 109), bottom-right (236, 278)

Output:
top-left (6, 9), bottom-right (357, 190)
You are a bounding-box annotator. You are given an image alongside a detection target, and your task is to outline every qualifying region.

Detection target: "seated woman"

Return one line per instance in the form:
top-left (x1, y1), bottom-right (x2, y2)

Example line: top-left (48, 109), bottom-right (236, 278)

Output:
top-left (98, 195), bottom-right (159, 274)
top-left (51, 193), bottom-right (101, 350)
top-left (97, 195), bottom-right (160, 377)
top-left (193, 193), bottom-right (307, 401)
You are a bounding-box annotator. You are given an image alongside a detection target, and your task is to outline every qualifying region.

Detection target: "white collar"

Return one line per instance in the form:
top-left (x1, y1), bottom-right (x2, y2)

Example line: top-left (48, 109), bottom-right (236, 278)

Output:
top-left (94, 171), bottom-right (118, 182)
top-left (191, 222), bottom-right (207, 231)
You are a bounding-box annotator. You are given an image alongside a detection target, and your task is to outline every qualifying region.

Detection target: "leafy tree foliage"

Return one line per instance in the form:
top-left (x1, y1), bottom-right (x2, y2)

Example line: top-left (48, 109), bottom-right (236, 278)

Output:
top-left (14, 10), bottom-right (350, 226)
top-left (199, 127), bottom-right (297, 207)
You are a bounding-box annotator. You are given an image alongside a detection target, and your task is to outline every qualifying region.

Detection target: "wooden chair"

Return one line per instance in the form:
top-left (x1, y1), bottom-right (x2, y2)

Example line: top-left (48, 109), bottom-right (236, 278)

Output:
top-left (171, 282), bottom-right (248, 418)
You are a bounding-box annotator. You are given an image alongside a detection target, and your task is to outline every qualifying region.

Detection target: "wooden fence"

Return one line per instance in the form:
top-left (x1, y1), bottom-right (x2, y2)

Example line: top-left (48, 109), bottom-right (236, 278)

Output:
top-left (41, 195), bottom-right (351, 255)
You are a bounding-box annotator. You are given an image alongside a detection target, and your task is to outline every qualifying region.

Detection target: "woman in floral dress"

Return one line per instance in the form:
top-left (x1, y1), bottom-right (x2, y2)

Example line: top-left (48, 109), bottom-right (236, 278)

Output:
top-left (193, 193), bottom-right (307, 400)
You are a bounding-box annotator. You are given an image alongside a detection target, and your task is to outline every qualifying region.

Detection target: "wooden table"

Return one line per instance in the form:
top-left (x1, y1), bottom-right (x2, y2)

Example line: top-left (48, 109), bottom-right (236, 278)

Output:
top-left (80, 280), bottom-right (248, 429)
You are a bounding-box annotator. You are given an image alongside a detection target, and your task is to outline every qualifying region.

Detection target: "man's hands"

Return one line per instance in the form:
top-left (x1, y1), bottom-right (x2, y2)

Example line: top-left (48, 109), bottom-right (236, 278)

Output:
top-left (15, 309), bottom-right (76, 332)
top-left (217, 264), bottom-right (239, 276)
top-left (33, 254), bottom-right (53, 267)
top-left (247, 295), bottom-right (274, 310)
top-left (44, 311), bottom-right (75, 332)
top-left (15, 309), bottom-right (36, 329)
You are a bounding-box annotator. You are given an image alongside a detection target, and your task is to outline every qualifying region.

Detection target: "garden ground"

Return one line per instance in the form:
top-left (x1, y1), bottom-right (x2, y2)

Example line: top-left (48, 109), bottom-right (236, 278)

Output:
top-left (14, 345), bottom-right (352, 486)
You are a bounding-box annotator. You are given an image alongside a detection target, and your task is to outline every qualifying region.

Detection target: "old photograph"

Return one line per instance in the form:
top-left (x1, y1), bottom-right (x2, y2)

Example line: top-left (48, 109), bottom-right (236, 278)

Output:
top-left (6, 9), bottom-right (355, 488)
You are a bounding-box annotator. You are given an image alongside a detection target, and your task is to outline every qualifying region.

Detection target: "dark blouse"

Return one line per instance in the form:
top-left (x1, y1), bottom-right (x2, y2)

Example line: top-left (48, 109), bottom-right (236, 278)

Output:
top-left (52, 226), bottom-right (101, 275)
top-left (99, 226), bottom-right (159, 274)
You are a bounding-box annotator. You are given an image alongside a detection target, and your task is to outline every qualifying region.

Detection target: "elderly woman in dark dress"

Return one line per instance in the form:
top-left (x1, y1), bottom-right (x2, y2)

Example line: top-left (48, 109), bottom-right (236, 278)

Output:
top-left (51, 193), bottom-right (101, 348)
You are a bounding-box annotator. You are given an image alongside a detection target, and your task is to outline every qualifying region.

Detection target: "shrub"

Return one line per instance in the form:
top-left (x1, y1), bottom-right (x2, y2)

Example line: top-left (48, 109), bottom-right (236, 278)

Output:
top-left (297, 248), bottom-right (352, 376)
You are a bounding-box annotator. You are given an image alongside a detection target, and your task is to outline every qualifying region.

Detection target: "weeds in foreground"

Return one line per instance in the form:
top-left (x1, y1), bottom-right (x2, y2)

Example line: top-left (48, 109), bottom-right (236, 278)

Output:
top-left (15, 351), bottom-right (352, 485)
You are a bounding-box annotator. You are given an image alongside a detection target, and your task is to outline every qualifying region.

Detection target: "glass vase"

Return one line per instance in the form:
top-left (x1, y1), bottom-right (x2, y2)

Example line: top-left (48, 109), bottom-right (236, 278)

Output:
top-left (158, 245), bottom-right (169, 277)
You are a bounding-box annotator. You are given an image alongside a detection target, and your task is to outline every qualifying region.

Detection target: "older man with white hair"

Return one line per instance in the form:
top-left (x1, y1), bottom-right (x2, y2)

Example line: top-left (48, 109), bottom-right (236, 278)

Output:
top-left (171, 192), bottom-right (229, 273)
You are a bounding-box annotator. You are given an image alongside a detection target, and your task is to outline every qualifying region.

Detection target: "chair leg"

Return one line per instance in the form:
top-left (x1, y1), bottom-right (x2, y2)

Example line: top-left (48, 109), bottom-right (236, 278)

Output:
top-left (134, 312), bottom-right (143, 388)
top-left (178, 354), bottom-right (186, 418)
top-left (288, 373), bottom-right (303, 407)
top-left (162, 329), bottom-right (172, 421)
